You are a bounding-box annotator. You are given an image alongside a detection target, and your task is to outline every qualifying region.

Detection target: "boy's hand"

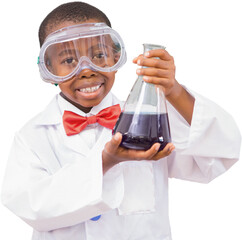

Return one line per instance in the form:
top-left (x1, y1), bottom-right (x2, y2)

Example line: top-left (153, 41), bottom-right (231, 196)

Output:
top-left (102, 132), bottom-right (175, 174)
top-left (133, 48), bottom-right (195, 125)
top-left (133, 49), bottom-right (178, 97)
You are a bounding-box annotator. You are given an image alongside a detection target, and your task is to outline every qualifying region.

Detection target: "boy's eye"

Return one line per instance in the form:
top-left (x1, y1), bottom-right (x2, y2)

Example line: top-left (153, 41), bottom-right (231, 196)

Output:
top-left (92, 52), bottom-right (106, 60)
top-left (62, 57), bottom-right (77, 64)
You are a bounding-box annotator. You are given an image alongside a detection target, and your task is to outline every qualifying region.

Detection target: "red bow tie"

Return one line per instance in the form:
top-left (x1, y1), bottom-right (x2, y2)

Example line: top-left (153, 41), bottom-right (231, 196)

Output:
top-left (63, 104), bottom-right (121, 136)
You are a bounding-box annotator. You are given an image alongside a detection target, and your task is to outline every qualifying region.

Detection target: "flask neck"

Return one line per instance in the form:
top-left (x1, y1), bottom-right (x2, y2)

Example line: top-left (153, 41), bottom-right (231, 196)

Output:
top-left (142, 43), bottom-right (166, 69)
top-left (137, 44), bottom-right (166, 84)
top-left (143, 43), bottom-right (165, 52)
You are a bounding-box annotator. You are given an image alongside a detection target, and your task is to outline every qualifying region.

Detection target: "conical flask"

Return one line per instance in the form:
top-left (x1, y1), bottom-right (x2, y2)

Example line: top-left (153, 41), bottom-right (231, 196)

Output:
top-left (113, 43), bottom-right (171, 151)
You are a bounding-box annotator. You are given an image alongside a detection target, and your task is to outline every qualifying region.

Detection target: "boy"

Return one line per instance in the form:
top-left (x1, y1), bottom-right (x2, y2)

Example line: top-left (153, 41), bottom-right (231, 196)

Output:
top-left (1, 2), bottom-right (241, 240)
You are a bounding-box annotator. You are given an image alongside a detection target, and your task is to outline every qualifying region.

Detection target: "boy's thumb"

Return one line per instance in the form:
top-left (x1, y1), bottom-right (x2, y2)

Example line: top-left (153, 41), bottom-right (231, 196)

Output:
top-left (105, 132), bottom-right (122, 154)
top-left (111, 132), bottom-right (122, 149)
top-left (113, 132), bottom-right (122, 144)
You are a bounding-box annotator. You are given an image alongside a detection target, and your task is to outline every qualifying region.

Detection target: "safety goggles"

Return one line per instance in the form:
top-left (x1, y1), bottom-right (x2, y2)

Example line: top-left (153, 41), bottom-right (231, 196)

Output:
top-left (38, 22), bottom-right (127, 83)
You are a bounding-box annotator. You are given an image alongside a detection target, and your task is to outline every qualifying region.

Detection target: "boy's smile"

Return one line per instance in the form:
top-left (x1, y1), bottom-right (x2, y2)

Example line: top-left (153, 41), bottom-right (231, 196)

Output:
top-left (59, 67), bottom-right (116, 113)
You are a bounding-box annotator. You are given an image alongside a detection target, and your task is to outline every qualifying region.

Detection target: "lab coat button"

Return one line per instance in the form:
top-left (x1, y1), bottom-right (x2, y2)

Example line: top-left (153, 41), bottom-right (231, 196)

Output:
top-left (90, 215), bottom-right (101, 221)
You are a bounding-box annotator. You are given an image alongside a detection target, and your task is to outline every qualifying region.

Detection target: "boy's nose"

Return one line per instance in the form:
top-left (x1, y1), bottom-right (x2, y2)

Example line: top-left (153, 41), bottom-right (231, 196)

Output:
top-left (77, 68), bottom-right (97, 78)
top-left (75, 58), bottom-right (97, 78)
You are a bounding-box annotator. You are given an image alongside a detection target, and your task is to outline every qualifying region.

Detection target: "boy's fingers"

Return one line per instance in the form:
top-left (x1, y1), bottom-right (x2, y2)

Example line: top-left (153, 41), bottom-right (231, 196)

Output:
top-left (151, 143), bottom-right (175, 160)
top-left (133, 57), bottom-right (138, 63)
top-left (146, 143), bottom-right (161, 159)
top-left (138, 142), bottom-right (174, 160)
top-left (137, 58), bottom-right (170, 69)
top-left (136, 143), bottom-right (161, 160)
top-left (145, 49), bottom-right (173, 62)
top-left (116, 143), bottom-right (160, 161)
top-left (133, 50), bottom-right (174, 66)
top-left (133, 54), bottom-right (144, 63)
top-left (105, 132), bottom-right (122, 154)
top-left (142, 76), bottom-right (170, 88)
top-left (137, 67), bottom-right (170, 78)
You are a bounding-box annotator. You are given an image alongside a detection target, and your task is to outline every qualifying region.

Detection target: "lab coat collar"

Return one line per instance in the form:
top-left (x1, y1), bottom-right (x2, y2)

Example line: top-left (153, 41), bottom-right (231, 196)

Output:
top-left (34, 95), bottom-right (62, 126)
top-left (33, 92), bottom-right (119, 156)
top-left (34, 92), bottom-right (116, 126)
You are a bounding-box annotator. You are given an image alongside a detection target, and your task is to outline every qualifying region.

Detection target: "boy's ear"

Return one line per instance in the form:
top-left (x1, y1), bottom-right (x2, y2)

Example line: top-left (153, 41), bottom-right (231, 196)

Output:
top-left (114, 52), bottom-right (121, 63)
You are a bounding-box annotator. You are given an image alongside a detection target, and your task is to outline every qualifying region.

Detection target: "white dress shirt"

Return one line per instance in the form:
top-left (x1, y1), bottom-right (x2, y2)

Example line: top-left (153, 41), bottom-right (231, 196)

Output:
top-left (1, 90), bottom-right (241, 240)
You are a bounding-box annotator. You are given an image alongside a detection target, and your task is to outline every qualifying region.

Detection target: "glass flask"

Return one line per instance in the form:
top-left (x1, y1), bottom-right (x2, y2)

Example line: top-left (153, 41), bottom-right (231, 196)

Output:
top-left (113, 43), bottom-right (171, 151)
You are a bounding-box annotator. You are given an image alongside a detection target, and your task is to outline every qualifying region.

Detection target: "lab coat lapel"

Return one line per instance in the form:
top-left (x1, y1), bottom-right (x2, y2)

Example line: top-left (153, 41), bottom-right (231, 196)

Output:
top-left (35, 95), bottom-right (90, 156)
top-left (60, 92), bottom-right (119, 156)
top-left (91, 127), bottom-right (112, 156)
top-left (35, 93), bottom-right (118, 156)
top-left (60, 126), bottom-right (90, 156)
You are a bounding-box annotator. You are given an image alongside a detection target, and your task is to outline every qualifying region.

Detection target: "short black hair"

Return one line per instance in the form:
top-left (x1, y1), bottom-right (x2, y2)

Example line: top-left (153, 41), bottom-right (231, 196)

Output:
top-left (38, 1), bottom-right (111, 47)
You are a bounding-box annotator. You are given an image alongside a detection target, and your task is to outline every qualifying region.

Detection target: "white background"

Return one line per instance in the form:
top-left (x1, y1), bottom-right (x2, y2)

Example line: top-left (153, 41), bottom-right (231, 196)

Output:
top-left (0, 0), bottom-right (241, 239)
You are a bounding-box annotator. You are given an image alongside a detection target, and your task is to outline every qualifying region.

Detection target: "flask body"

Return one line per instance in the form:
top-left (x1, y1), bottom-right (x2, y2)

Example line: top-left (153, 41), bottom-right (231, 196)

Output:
top-left (114, 111), bottom-right (170, 151)
top-left (113, 44), bottom-right (171, 151)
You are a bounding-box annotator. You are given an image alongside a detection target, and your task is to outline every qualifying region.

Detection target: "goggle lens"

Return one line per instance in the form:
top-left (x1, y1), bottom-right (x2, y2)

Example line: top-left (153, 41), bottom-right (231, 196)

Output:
top-left (44, 34), bottom-right (122, 77)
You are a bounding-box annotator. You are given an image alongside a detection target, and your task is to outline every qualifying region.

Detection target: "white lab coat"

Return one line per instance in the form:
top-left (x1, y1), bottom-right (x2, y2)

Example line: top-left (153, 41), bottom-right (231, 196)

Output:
top-left (1, 90), bottom-right (241, 240)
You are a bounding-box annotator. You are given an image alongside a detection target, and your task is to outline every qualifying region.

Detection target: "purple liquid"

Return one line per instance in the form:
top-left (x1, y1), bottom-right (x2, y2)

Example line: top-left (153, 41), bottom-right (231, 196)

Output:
top-left (113, 112), bottom-right (171, 151)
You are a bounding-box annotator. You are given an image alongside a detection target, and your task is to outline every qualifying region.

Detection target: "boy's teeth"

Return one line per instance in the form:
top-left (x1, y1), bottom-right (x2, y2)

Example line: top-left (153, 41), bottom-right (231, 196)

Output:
top-left (79, 85), bottom-right (101, 93)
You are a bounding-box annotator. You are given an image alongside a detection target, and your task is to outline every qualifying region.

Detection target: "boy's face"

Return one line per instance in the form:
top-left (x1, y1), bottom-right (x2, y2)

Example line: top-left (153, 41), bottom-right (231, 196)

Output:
top-left (46, 19), bottom-right (116, 113)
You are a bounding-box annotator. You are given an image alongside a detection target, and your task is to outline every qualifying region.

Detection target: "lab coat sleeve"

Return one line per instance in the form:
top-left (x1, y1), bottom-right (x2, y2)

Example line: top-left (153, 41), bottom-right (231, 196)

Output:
top-left (1, 131), bottom-right (124, 232)
top-left (167, 90), bottom-right (241, 183)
